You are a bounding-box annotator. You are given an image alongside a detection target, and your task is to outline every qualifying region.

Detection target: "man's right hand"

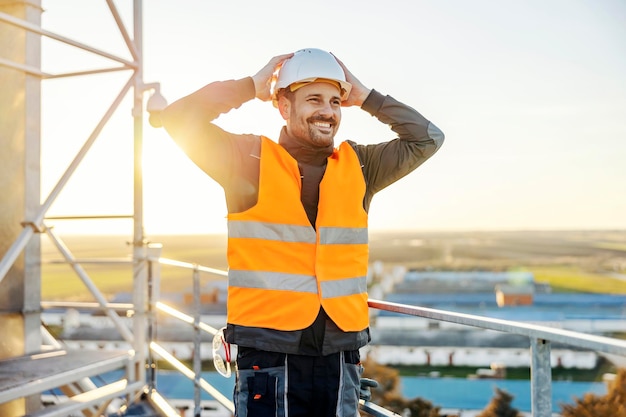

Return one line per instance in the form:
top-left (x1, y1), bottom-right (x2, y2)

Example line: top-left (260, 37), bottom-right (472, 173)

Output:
top-left (252, 53), bottom-right (294, 102)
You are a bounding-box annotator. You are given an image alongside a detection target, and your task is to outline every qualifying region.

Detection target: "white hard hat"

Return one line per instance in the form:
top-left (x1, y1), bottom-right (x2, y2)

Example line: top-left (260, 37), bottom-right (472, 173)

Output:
top-left (272, 48), bottom-right (352, 104)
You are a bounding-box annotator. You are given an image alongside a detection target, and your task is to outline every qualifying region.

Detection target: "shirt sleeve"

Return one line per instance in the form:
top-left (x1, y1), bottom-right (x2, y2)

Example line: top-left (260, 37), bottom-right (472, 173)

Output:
top-left (160, 77), bottom-right (259, 187)
top-left (352, 89), bottom-right (445, 211)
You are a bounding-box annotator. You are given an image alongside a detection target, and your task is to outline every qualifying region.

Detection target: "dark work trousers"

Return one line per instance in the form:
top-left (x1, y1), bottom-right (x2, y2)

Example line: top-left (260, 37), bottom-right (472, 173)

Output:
top-left (233, 347), bottom-right (362, 417)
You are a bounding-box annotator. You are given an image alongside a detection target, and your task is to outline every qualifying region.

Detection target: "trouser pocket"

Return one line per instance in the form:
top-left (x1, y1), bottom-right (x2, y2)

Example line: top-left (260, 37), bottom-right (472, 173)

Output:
top-left (337, 352), bottom-right (362, 417)
top-left (235, 366), bottom-right (285, 417)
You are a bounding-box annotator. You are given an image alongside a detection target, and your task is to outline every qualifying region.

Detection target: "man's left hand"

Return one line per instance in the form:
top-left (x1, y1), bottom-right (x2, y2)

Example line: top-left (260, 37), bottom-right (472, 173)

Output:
top-left (332, 53), bottom-right (372, 107)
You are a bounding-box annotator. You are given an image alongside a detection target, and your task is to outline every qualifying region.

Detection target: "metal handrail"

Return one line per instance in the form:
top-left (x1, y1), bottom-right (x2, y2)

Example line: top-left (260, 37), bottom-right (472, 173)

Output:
top-left (45, 227), bottom-right (135, 343)
top-left (156, 301), bottom-right (219, 336)
top-left (41, 301), bottom-right (134, 312)
top-left (368, 299), bottom-right (626, 356)
top-left (368, 299), bottom-right (626, 417)
top-left (149, 342), bottom-right (234, 413)
top-left (149, 257), bottom-right (231, 416)
top-left (143, 256), bottom-right (624, 417)
top-left (38, 253), bottom-right (626, 417)
top-left (144, 257), bottom-right (399, 417)
top-left (155, 256), bottom-right (229, 277)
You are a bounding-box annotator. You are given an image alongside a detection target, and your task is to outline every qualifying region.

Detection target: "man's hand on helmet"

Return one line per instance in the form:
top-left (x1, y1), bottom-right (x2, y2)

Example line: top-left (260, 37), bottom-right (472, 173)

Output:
top-left (332, 54), bottom-right (372, 108)
top-left (253, 53), bottom-right (293, 102)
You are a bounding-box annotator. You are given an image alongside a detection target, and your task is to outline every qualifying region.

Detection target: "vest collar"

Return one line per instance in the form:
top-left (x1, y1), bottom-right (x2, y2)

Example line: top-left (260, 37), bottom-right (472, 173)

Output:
top-left (278, 126), bottom-right (334, 166)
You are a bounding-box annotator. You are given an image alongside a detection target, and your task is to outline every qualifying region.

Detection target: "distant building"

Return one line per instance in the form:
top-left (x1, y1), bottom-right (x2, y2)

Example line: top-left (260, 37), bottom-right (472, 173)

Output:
top-left (396, 270), bottom-right (537, 306)
top-left (182, 287), bottom-right (218, 305)
top-left (495, 283), bottom-right (534, 306)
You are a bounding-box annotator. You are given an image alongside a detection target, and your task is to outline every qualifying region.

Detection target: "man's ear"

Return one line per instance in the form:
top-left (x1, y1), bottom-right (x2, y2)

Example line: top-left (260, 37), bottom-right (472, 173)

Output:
top-left (277, 95), bottom-right (291, 121)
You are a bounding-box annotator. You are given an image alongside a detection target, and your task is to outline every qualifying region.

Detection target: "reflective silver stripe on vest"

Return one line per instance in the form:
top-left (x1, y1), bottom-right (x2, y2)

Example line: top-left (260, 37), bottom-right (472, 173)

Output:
top-left (229, 270), bottom-right (318, 293)
top-left (319, 227), bottom-right (368, 245)
top-left (229, 220), bottom-right (316, 243)
top-left (320, 276), bottom-right (367, 298)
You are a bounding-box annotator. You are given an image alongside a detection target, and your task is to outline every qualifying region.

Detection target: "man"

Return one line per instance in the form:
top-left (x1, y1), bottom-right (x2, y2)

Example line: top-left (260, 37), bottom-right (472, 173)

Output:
top-left (161, 48), bottom-right (444, 417)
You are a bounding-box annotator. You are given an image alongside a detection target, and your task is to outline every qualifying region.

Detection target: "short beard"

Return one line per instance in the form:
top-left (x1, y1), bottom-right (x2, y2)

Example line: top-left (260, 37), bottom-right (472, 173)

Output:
top-left (306, 116), bottom-right (336, 145)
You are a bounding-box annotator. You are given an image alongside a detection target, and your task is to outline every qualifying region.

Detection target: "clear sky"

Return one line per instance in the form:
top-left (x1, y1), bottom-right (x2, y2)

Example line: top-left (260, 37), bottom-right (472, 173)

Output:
top-left (38, 0), bottom-right (626, 235)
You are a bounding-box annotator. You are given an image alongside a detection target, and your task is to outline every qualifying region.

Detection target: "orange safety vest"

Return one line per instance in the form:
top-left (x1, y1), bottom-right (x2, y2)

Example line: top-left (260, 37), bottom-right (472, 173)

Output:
top-left (227, 136), bottom-right (369, 332)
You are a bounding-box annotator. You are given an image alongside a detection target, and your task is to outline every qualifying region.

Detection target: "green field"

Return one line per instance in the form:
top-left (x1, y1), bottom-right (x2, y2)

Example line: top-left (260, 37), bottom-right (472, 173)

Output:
top-left (530, 265), bottom-right (626, 293)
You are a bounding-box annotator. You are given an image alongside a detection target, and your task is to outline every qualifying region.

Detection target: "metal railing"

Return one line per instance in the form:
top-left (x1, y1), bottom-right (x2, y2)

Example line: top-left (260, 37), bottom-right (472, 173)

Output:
top-left (34, 246), bottom-right (626, 417)
top-left (37, 247), bottom-right (405, 417)
top-left (144, 254), bottom-right (408, 417)
top-left (144, 253), bottom-right (626, 417)
top-left (368, 300), bottom-right (626, 417)
top-left (149, 255), bottom-right (234, 416)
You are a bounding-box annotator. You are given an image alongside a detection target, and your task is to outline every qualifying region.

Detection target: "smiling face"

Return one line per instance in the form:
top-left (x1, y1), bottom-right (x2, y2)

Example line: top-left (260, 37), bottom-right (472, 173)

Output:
top-left (278, 82), bottom-right (342, 148)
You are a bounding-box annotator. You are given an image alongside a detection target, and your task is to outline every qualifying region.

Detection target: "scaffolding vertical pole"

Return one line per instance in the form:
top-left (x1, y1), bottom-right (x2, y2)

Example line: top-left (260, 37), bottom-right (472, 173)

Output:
top-left (193, 267), bottom-right (202, 417)
top-left (0, 1), bottom-right (43, 415)
top-left (530, 337), bottom-right (553, 417)
top-left (131, 0), bottom-right (148, 394)
top-left (146, 243), bottom-right (162, 392)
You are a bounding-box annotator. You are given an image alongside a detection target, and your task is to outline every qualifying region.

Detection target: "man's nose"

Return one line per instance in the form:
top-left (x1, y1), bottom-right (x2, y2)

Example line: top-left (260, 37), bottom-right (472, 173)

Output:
top-left (318, 102), bottom-right (335, 117)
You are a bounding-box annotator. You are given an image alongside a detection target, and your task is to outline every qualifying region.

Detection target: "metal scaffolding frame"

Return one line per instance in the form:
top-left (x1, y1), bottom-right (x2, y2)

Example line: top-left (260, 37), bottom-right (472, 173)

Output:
top-left (0, 1), bottom-right (166, 415)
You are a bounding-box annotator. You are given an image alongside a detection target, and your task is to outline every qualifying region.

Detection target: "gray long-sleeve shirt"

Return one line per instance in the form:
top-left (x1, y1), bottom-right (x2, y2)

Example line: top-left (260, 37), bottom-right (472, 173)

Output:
top-left (161, 77), bottom-right (444, 355)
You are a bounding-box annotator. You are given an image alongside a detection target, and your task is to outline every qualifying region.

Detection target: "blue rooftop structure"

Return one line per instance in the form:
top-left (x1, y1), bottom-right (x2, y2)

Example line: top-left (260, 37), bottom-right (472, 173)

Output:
top-left (382, 292), bottom-right (626, 320)
top-left (381, 270), bottom-right (626, 324)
